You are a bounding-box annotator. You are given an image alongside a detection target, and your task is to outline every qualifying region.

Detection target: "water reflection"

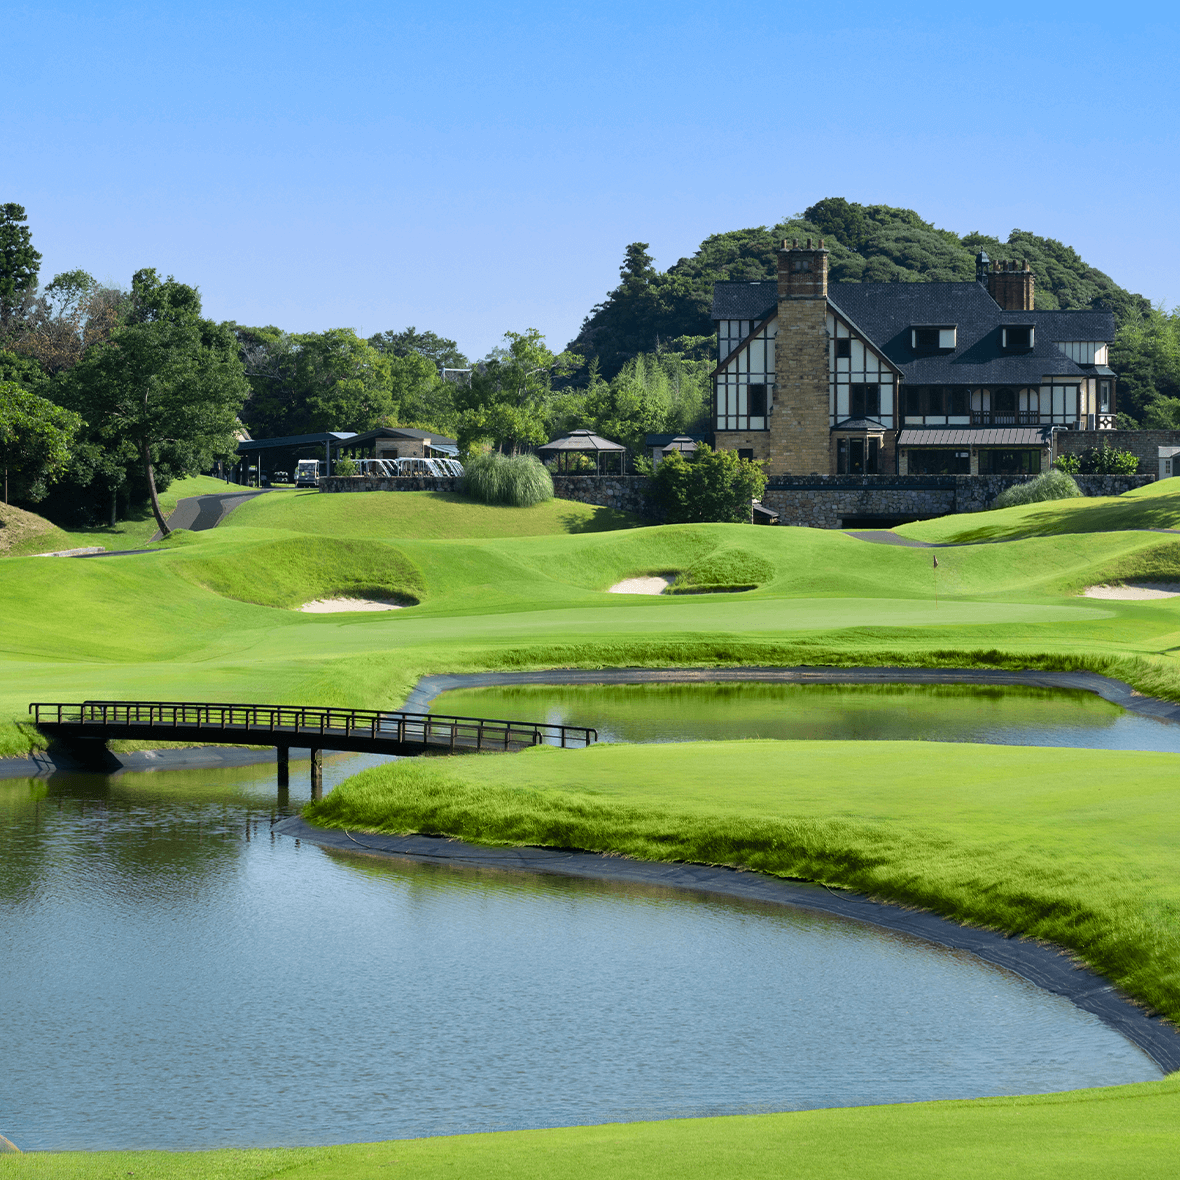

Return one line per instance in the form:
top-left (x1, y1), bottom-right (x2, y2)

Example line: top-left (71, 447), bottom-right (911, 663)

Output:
top-left (432, 682), bottom-right (1180, 751)
top-left (0, 756), bottom-right (1161, 1152)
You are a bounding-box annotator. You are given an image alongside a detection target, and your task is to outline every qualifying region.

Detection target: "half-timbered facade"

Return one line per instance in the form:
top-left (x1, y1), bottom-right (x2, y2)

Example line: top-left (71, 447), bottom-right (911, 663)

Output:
top-left (710, 242), bottom-right (1118, 476)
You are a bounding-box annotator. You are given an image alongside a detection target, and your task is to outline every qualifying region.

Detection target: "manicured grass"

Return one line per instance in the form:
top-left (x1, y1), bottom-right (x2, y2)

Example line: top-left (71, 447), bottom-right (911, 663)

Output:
top-left (307, 739), bottom-right (1180, 1025)
top-left (6, 518), bottom-right (1180, 756)
top-left (898, 478), bottom-right (1180, 544)
top-left (222, 487), bottom-right (649, 538)
top-left (7, 1076), bottom-right (1180, 1178)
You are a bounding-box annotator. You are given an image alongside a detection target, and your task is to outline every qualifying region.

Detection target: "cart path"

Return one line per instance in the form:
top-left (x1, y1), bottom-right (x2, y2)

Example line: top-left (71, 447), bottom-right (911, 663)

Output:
top-left (150, 488), bottom-right (270, 540)
top-left (274, 814), bottom-right (1180, 1074)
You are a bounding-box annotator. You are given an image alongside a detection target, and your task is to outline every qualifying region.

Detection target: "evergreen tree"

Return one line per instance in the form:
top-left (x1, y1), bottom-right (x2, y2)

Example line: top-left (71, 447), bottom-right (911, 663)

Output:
top-left (0, 204), bottom-right (42, 336)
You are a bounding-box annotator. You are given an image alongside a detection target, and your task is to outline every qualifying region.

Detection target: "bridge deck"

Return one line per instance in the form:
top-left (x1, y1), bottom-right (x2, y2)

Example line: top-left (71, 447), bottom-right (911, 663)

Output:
top-left (30, 701), bottom-right (596, 759)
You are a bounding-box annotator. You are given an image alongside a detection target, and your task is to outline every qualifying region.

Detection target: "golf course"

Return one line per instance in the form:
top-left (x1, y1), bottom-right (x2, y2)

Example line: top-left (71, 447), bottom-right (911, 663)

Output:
top-left (4, 480), bottom-right (1180, 1177)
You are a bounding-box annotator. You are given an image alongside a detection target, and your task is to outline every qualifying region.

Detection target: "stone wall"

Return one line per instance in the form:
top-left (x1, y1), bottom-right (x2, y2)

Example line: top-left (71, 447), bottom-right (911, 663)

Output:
top-left (1056, 430), bottom-right (1180, 474)
top-left (549, 474), bottom-right (657, 518)
top-left (318, 471), bottom-right (1155, 529)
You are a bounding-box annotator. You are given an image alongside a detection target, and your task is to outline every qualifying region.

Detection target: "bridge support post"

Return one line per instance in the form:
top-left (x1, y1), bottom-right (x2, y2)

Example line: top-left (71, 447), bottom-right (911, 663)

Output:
top-left (277, 745), bottom-right (289, 786)
top-left (310, 748), bottom-right (322, 799)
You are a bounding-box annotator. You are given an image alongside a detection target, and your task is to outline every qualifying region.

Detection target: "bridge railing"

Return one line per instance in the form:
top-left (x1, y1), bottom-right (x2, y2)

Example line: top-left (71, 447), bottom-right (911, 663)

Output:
top-left (29, 701), bottom-right (596, 751)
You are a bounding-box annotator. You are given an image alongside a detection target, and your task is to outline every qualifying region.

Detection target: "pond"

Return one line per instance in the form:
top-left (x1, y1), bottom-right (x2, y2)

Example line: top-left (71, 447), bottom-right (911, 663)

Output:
top-left (429, 681), bottom-right (1180, 751)
top-left (0, 754), bottom-right (1162, 1153)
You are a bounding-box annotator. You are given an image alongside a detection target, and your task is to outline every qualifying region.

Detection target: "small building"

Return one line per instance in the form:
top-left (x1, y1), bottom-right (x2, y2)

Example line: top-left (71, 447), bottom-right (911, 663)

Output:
top-left (646, 432), bottom-right (710, 469)
top-left (1160, 446), bottom-right (1180, 479)
top-left (340, 427), bottom-right (459, 461)
top-left (539, 429), bottom-right (627, 475)
top-left (236, 431), bottom-right (357, 483)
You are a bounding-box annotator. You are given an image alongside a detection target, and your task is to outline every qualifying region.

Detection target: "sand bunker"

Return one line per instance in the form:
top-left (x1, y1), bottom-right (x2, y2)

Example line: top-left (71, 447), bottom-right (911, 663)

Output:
top-left (608, 575), bottom-right (674, 595)
top-left (1082, 583), bottom-right (1180, 600)
top-left (299, 597), bottom-right (405, 613)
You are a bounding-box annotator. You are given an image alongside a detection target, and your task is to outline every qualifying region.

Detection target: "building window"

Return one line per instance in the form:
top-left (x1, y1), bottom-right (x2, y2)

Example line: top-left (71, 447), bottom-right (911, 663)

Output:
top-left (907, 450), bottom-right (970, 475)
top-left (910, 327), bottom-right (956, 352)
top-left (748, 384), bottom-right (767, 417)
top-left (981, 449), bottom-right (1041, 475)
top-left (993, 388), bottom-right (1017, 419)
top-left (835, 338), bottom-right (851, 359)
top-left (792, 258), bottom-right (811, 273)
top-left (837, 437), bottom-right (880, 474)
top-left (1002, 326), bottom-right (1034, 351)
top-left (1099, 380), bottom-right (1112, 413)
top-left (737, 449), bottom-right (754, 462)
top-left (850, 383), bottom-right (880, 417)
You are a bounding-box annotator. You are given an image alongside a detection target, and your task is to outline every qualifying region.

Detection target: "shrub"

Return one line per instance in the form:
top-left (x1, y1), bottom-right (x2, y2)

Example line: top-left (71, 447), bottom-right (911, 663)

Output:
top-left (1052, 453), bottom-right (1081, 475)
top-left (333, 456), bottom-right (359, 477)
top-left (461, 451), bottom-right (554, 507)
top-left (992, 469), bottom-right (1083, 510)
top-left (654, 445), bottom-right (768, 524)
top-left (1077, 444), bottom-right (1140, 474)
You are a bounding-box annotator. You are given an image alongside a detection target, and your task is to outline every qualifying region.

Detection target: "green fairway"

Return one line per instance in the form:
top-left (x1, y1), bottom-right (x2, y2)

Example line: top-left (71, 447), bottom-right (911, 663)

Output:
top-left (6, 509), bottom-right (1180, 755)
top-left (897, 478), bottom-right (1180, 544)
top-left (6, 1076), bottom-right (1179, 1179)
top-left (223, 487), bottom-right (649, 538)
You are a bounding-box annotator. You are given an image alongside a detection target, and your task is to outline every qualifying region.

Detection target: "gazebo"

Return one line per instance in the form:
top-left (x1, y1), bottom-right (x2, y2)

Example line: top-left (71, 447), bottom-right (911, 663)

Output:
top-left (538, 429), bottom-right (627, 475)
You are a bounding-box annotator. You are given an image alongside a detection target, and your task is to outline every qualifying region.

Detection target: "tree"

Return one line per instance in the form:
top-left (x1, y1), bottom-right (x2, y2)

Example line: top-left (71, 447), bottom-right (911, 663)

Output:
top-left (8, 270), bottom-right (123, 374)
top-left (239, 327), bottom-right (393, 437)
top-left (61, 269), bottom-right (248, 535)
top-left (0, 380), bottom-right (80, 504)
top-left (653, 444), bottom-right (767, 524)
top-left (368, 326), bottom-right (468, 371)
top-left (0, 204), bottom-right (42, 337)
top-left (455, 329), bottom-right (581, 452)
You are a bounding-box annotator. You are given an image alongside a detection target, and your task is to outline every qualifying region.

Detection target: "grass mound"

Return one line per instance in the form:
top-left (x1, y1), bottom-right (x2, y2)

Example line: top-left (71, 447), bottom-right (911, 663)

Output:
top-left (308, 739), bottom-right (1180, 1027)
top-left (223, 488), bottom-right (645, 539)
top-left (0, 501), bottom-right (75, 556)
top-left (174, 536), bottom-right (426, 609)
top-left (679, 546), bottom-right (774, 589)
top-left (992, 469), bottom-right (1082, 510)
top-left (461, 452), bottom-right (554, 507)
top-left (898, 478), bottom-right (1180, 544)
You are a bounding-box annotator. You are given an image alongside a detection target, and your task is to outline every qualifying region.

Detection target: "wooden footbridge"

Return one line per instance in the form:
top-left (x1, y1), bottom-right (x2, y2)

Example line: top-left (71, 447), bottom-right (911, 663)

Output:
top-left (29, 701), bottom-right (597, 794)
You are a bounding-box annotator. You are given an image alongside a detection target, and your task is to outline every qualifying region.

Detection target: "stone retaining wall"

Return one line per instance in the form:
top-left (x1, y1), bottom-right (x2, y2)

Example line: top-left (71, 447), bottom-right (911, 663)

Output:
top-left (317, 471), bottom-right (1155, 529)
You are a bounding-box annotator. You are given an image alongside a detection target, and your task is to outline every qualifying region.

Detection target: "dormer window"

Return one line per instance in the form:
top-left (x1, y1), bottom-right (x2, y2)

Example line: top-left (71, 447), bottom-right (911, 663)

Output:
top-left (1002, 325), bottom-right (1034, 351)
top-left (911, 326), bottom-right (957, 352)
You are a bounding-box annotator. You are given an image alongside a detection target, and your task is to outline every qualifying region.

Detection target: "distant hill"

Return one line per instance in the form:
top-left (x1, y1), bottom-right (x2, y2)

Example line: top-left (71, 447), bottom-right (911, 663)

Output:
top-left (570, 198), bottom-right (1151, 382)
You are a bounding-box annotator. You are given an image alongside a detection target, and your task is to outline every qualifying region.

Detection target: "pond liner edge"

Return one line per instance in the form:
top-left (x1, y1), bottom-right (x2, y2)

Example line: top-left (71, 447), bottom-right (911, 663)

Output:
top-left (273, 812), bottom-right (1180, 1076)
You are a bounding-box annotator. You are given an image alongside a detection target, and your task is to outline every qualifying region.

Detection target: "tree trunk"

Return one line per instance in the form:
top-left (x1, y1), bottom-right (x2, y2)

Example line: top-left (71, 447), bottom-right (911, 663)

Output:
top-left (141, 440), bottom-right (170, 537)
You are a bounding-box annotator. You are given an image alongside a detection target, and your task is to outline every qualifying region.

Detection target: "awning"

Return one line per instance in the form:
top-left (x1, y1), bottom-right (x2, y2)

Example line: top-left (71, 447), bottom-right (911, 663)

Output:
top-left (539, 429), bottom-right (626, 453)
top-left (897, 428), bottom-right (1051, 448)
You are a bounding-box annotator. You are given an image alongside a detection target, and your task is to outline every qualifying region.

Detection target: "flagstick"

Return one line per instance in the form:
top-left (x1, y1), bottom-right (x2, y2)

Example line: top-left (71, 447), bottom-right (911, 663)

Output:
top-left (933, 552), bottom-right (939, 609)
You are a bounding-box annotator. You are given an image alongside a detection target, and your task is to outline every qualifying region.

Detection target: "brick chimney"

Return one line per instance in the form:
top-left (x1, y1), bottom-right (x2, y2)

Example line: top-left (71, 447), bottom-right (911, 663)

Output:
top-left (987, 259), bottom-right (1035, 311)
top-left (778, 237), bottom-right (829, 300)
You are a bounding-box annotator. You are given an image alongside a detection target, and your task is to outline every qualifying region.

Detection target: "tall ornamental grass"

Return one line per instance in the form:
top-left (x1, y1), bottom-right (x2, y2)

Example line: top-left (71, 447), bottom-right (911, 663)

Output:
top-left (992, 469), bottom-right (1082, 510)
top-left (461, 451), bottom-right (554, 507)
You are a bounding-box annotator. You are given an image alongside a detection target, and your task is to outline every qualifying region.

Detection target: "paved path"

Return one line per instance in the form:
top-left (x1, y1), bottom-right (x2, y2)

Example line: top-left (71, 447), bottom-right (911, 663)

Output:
top-left (274, 813), bottom-right (1180, 1074)
top-left (151, 488), bottom-right (269, 540)
top-left (842, 529), bottom-right (936, 547)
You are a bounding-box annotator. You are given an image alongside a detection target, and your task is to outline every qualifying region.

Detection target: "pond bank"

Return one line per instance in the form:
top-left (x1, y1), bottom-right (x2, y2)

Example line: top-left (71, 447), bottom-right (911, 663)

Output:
top-left (275, 813), bottom-right (1180, 1073)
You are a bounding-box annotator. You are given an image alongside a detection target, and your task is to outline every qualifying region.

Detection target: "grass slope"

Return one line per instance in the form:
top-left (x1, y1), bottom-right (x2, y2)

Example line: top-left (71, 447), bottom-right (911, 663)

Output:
top-left (7, 1077), bottom-right (1179, 1178)
top-left (0, 502), bottom-right (73, 556)
top-left (898, 478), bottom-right (1180, 544)
top-left (307, 740), bottom-right (1180, 1024)
top-left (222, 488), bottom-right (648, 538)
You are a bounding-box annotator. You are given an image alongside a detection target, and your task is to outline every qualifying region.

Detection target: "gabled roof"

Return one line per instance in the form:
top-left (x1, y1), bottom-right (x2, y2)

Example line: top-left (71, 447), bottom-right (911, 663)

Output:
top-left (237, 431), bottom-right (356, 452)
top-left (827, 283), bottom-right (1115, 386)
top-left (346, 427), bottom-right (458, 448)
top-left (711, 281), bottom-right (777, 322)
top-left (539, 429), bottom-right (626, 452)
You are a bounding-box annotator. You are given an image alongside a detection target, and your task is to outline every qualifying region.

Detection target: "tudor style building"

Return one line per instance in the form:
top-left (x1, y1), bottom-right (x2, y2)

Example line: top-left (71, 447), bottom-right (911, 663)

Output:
top-left (710, 241), bottom-right (1117, 476)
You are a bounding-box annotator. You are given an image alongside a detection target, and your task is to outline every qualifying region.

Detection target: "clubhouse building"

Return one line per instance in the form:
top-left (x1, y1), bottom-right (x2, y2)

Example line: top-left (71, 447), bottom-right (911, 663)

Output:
top-left (710, 242), bottom-right (1118, 478)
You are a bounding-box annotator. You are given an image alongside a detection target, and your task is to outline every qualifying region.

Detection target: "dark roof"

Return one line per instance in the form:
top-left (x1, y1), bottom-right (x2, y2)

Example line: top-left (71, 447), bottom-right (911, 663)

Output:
top-left (752, 502), bottom-right (779, 520)
top-left (345, 427), bottom-right (458, 448)
top-left (237, 431), bottom-right (356, 452)
top-left (711, 282), bottom-right (777, 322)
top-left (832, 417), bottom-right (889, 432)
top-left (898, 427), bottom-right (1052, 447)
top-left (646, 432), bottom-right (708, 448)
top-left (828, 283), bottom-right (1115, 387)
top-left (539, 429), bottom-right (626, 452)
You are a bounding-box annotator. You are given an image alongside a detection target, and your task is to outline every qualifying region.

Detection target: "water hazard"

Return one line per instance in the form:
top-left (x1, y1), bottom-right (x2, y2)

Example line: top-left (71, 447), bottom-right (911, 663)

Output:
top-left (430, 681), bottom-right (1180, 751)
top-left (0, 753), bottom-right (1162, 1152)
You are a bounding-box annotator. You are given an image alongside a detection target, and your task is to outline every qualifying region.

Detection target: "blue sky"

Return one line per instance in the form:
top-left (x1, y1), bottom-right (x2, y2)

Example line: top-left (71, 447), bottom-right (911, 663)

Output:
top-left (6, 0), bottom-right (1177, 359)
